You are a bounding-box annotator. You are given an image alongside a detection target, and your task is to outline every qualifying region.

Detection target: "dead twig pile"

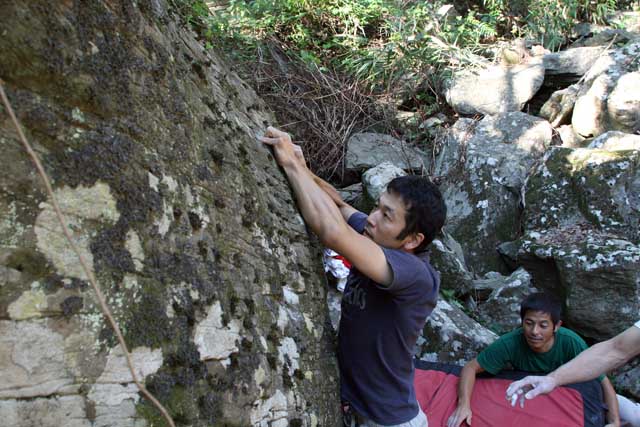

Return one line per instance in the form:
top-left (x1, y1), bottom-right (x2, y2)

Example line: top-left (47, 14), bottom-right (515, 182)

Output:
top-left (251, 42), bottom-right (389, 180)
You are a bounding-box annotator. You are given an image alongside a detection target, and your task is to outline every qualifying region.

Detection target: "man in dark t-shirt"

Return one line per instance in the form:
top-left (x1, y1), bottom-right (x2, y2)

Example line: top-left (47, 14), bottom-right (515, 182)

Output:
top-left (260, 127), bottom-right (446, 426)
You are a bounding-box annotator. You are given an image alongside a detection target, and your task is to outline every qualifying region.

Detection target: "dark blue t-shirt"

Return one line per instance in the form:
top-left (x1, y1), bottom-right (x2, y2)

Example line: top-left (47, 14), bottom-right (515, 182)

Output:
top-left (338, 212), bottom-right (439, 424)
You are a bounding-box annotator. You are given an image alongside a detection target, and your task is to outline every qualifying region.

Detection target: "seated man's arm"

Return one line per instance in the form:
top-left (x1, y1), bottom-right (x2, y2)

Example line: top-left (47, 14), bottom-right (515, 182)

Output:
top-left (260, 128), bottom-right (392, 285)
top-left (447, 359), bottom-right (484, 427)
top-left (601, 377), bottom-right (621, 427)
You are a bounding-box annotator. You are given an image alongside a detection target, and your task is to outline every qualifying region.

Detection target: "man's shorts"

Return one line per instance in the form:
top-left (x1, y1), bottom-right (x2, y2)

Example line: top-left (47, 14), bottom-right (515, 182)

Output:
top-left (342, 405), bottom-right (428, 427)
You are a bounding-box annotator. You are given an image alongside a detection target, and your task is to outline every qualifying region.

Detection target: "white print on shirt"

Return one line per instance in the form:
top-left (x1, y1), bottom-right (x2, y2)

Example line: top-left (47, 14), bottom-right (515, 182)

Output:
top-left (343, 284), bottom-right (366, 310)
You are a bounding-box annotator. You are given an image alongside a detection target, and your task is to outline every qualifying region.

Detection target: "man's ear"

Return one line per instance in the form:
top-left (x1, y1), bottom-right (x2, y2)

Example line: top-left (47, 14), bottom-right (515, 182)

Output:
top-left (402, 232), bottom-right (425, 251)
top-left (554, 320), bottom-right (563, 332)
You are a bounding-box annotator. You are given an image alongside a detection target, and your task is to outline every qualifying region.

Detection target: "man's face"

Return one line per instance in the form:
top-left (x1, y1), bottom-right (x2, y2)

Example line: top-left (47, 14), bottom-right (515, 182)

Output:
top-left (522, 310), bottom-right (560, 353)
top-left (365, 191), bottom-right (413, 251)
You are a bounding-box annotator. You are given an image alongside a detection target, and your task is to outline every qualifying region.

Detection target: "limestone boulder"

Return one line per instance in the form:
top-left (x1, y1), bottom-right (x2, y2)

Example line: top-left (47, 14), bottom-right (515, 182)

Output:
top-left (572, 40), bottom-right (640, 137)
top-left (445, 58), bottom-right (545, 115)
top-left (417, 299), bottom-right (498, 365)
top-left (0, 1), bottom-right (339, 425)
top-left (501, 229), bottom-right (640, 341)
top-left (473, 268), bottom-right (535, 335)
top-left (345, 132), bottom-right (428, 170)
top-left (435, 113), bottom-right (553, 273)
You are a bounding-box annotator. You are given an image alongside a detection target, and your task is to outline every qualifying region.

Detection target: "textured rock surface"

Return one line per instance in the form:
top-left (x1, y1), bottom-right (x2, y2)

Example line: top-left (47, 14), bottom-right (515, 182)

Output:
top-left (572, 40), bottom-right (640, 137)
top-left (473, 268), bottom-right (535, 335)
top-left (445, 58), bottom-right (545, 115)
top-left (429, 233), bottom-right (474, 293)
top-left (345, 132), bottom-right (428, 170)
top-left (361, 161), bottom-right (406, 203)
top-left (0, 1), bottom-right (339, 426)
top-left (540, 84), bottom-right (580, 127)
top-left (542, 47), bottom-right (607, 86)
top-left (513, 141), bottom-right (640, 339)
top-left (435, 113), bottom-right (552, 273)
top-left (524, 146), bottom-right (640, 241)
top-left (502, 230), bottom-right (640, 341)
top-left (417, 299), bottom-right (498, 365)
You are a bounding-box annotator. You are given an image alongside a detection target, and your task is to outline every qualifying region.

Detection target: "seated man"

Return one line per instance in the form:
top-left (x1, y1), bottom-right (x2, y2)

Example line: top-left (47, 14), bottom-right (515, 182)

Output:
top-left (447, 292), bottom-right (620, 427)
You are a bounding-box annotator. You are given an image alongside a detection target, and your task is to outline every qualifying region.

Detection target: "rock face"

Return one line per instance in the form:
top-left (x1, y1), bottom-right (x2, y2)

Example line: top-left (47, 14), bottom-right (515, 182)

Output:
top-left (345, 132), bottom-right (428, 171)
top-left (500, 142), bottom-right (640, 340)
top-left (474, 268), bottom-right (535, 335)
top-left (445, 58), bottom-right (545, 115)
top-left (572, 40), bottom-right (640, 138)
top-left (417, 299), bottom-right (498, 365)
top-left (435, 113), bottom-right (553, 273)
top-left (0, 2), bottom-right (339, 426)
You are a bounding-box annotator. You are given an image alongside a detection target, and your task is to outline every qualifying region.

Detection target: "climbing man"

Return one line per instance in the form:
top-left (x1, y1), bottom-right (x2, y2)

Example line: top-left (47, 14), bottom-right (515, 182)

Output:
top-left (259, 127), bottom-right (446, 427)
top-left (447, 292), bottom-right (621, 427)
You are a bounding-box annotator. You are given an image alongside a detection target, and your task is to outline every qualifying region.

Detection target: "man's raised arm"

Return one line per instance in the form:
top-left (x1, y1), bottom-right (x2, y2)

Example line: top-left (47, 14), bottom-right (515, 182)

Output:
top-left (259, 127), bottom-right (392, 285)
top-left (507, 324), bottom-right (640, 402)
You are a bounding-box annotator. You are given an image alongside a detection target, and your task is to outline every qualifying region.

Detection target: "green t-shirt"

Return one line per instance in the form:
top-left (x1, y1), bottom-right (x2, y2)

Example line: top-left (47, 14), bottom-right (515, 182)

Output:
top-left (477, 327), bottom-right (603, 381)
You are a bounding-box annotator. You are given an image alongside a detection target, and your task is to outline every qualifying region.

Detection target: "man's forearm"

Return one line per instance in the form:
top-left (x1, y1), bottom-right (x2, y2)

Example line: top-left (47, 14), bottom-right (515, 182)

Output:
top-left (311, 174), bottom-right (358, 221)
top-left (457, 363), bottom-right (477, 408)
top-left (601, 377), bottom-right (620, 426)
top-left (550, 340), bottom-right (627, 386)
top-left (281, 162), bottom-right (349, 246)
top-left (312, 175), bottom-right (346, 207)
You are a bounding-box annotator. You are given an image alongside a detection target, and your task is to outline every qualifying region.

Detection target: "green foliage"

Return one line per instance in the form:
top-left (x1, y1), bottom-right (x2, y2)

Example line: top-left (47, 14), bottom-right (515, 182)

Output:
top-left (483, 0), bottom-right (618, 50)
top-left (193, 0), bottom-right (621, 90)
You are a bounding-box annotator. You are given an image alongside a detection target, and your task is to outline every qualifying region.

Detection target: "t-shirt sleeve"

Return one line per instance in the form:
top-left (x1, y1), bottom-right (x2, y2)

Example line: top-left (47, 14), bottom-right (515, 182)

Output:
top-left (378, 247), bottom-right (434, 295)
top-left (347, 211), bottom-right (367, 234)
top-left (476, 335), bottom-right (514, 375)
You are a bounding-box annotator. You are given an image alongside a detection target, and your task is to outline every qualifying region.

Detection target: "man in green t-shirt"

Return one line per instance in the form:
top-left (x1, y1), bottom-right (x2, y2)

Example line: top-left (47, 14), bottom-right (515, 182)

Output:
top-left (446, 293), bottom-right (620, 427)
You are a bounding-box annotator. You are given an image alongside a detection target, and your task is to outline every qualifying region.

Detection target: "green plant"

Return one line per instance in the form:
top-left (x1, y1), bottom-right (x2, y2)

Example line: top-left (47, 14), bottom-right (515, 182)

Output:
top-left (483, 0), bottom-right (618, 50)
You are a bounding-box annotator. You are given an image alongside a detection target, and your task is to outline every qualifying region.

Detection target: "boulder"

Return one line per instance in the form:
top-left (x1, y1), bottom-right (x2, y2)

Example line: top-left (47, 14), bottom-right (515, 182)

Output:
top-left (501, 229), bottom-right (640, 341)
top-left (361, 162), bottom-right (407, 203)
top-left (542, 47), bottom-right (608, 86)
top-left (557, 124), bottom-right (586, 148)
top-left (607, 71), bottom-right (640, 134)
top-left (613, 359), bottom-right (640, 401)
top-left (0, 1), bottom-right (339, 425)
top-left (435, 113), bottom-right (553, 273)
top-left (417, 299), bottom-right (498, 365)
top-left (445, 57), bottom-right (545, 115)
top-left (430, 232), bottom-right (474, 294)
top-left (572, 40), bottom-right (640, 137)
top-left (345, 132), bottom-right (428, 170)
top-left (523, 146), bottom-right (640, 241)
top-left (540, 84), bottom-right (580, 127)
top-left (588, 131), bottom-right (640, 151)
top-left (473, 268), bottom-right (535, 335)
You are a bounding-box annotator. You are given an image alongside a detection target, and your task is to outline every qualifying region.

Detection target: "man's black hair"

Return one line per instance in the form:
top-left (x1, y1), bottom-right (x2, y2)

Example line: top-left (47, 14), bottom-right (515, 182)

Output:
top-left (386, 175), bottom-right (446, 252)
top-left (520, 292), bottom-right (562, 325)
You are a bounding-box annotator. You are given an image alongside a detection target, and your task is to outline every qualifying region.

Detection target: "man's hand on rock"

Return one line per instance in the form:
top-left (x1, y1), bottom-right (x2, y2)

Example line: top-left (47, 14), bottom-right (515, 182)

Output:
top-left (259, 126), bottom-right (306, 169)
